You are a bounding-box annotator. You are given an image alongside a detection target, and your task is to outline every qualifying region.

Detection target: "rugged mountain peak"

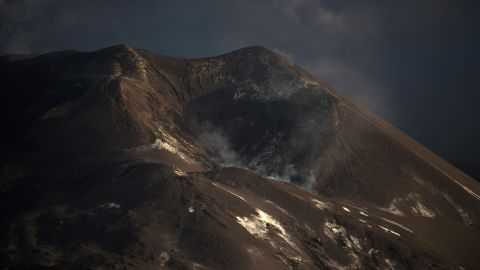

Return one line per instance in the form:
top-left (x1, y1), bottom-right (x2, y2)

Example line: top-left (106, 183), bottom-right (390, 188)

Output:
top-left (1, 45), bottom-right (479, 269)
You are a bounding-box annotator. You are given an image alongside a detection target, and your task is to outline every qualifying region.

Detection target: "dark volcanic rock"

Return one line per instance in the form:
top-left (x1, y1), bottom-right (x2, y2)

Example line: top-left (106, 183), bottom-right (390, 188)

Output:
top-left (0, 44), bottom-right (479, 269)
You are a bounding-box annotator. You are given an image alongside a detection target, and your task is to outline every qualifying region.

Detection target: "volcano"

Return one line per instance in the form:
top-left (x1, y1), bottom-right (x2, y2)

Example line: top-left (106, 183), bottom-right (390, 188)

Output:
top-left (1, 45), bottom-right (479, 269)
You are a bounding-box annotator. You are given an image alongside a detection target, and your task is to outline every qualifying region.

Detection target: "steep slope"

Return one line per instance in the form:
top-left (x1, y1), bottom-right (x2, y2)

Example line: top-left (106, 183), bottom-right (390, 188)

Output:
top-left (0, 45), bottom-right (479, 269)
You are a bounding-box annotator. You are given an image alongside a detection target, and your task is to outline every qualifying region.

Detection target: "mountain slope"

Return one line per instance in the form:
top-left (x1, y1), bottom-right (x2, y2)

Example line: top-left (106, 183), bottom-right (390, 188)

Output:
top-left (0, 45), bottom-right (479, 269)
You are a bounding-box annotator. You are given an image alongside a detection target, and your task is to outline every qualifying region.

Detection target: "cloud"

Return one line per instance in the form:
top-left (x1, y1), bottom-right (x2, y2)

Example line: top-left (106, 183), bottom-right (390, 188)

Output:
top-left (275, 0), bottom-right (343, 32)
top-left (313, 5), bottom-right (344, 30)
top-left (0, 0), bottom-right (477, 179)
top-left (272, 47), bottom-right (294, 63)
top-left (304, 58), bottom-right (395, 121)
top-left (0, 0), bottom-right (47, 53)
top-left (272, 0), bottom-right (378, 39)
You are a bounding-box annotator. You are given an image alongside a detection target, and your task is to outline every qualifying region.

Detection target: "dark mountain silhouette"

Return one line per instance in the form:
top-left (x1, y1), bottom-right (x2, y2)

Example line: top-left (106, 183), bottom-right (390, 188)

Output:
top-left (1, 45), bottom-right (479, 269)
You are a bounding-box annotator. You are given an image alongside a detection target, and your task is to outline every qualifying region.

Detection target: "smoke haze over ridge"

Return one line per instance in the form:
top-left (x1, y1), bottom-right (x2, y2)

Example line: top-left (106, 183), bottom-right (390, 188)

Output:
top-left (1, 0), bottom-right (479, 179)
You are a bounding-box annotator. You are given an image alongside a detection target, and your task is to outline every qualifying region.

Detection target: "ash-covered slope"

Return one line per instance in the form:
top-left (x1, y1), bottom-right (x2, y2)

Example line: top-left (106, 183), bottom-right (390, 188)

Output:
top-left (0, 45), bottom-right (479, 269)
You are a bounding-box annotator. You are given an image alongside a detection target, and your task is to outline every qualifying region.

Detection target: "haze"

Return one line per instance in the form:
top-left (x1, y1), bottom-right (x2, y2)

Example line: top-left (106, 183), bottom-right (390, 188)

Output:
top-left (1, 0), bottom-right (479, 179)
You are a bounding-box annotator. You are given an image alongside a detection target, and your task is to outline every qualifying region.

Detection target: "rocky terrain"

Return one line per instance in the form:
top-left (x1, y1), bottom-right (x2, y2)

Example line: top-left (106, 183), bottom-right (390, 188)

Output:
top-left (0, 45), bottom-right (479, 269)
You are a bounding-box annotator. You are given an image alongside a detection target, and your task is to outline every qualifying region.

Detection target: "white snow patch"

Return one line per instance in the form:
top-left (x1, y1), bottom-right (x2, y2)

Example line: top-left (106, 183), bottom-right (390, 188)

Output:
top-left (434, 166), bottom-right (480, 201)
top-left (358, 219), bottom-right (367, 223)
top-left (276, 254), bottom-right (307, 268)
top-left (381, 193), bottom-right (437, 218)
top-left (324, 221), bottom-right (361, 252)
top-left (368, 248), bottom-right (379, 257)
top-left (324, 221), bottom-right (346, 241)
top-left (150, 137), bottom-right (195, 164)
top-left (340, 202), bottom-right (368, 212)
top-left (411, 157), bottom-right (480, 201)
top-left (159, 252), bottom-right (169, 266)
top-left (311, 198), bottom-right (332, 210)
top-left (412, 174), bottom-right (472, 223)
top-left (99, 202), bottom-right (120, 209)
top-left (212, 182), bottom-right (247, 202)
top-left (349, 235), bottom-right (362, 251)
top-left (323, 220), bottom-right (362, 268)
top-left (188, 206), bottom-right (195, 213)
top-left (174, 167), bottom-right (188, 176)
top-left (236, 208), bottom-right (296, 248)
top-left (384, 258), bottom-right (397, 270)
top-left (379, 225), bottom-right (401, 237)
top-left (359, 211), bottom-right (369, 217)
top-left (380, 217), bottom-right (413, 233)
top-left (192, 262), bottom-right (207, 269)
top-left (132, 126), bottom-right (198, 165)
top-left (342, 206), bottom-right (351, 213)
top-left (395, 193), bottom-right (437, 219)
top-left (380, 198), bottom-right (405, 216)
top-left (411, 200), bottom-right (436, 218)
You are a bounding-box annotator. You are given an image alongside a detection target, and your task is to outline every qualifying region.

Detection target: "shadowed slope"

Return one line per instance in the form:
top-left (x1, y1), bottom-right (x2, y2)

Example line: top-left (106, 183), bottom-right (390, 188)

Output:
top-left (0, 45), bottom-right (479, 269)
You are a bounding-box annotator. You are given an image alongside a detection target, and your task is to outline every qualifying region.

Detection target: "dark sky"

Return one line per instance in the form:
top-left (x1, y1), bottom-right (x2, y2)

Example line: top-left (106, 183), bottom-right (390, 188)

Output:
top-left (1, 0), bottom-right (479, 180)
